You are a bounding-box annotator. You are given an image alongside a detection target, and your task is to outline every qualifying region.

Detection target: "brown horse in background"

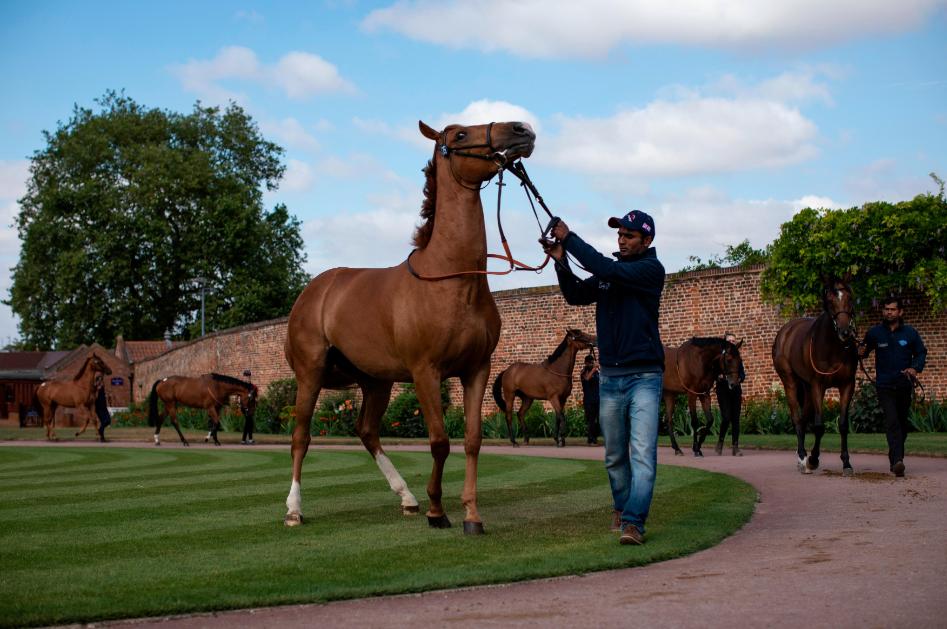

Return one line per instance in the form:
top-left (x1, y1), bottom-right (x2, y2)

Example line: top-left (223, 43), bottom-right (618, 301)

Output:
top-left (283, 120), bottom-right (535, 534)
top-left (149, 373), bottom-right (258, 446)
top-left (492, 329), bottom-right (596, 447)
top-left (663, 337), bottom-right (743, 457)
top-left (773, 276), bottom-right (857, 475)
top-left (36, 353), bottom-right (112, 441)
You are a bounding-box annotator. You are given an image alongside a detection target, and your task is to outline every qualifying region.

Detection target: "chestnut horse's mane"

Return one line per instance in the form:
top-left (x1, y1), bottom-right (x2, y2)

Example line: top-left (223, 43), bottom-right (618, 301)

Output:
top-left (411, 159), bottom-right (437, 250)
top-left (74, 354), bottom-right (99, 381)
top-left (545, 337), bottom-right (570, 364)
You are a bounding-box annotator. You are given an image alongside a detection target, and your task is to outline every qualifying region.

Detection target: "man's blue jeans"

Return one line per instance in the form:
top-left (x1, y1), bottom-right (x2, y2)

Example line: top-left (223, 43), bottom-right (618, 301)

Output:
top-left (599, 371), bottom-right (663, 534)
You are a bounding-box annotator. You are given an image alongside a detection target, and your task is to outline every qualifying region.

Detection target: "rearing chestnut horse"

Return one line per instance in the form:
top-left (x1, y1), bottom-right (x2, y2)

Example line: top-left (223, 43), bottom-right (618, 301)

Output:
top-left (149, 373), bottom-right (258, 446)
top-left (36, 353), bottom-right (112, 441)
top-left (662, 337), bottom-right (743, 457)
top-left (492, 329), bottom-right (596, 447)
top-left (283, 120), bottom-right (535, 534)
top-left (772, 276), bottom-right (858, 475)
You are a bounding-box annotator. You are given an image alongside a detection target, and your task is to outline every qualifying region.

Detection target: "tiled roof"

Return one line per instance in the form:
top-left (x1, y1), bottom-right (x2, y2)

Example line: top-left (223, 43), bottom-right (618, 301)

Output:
top-left (0, 352), bottom-right (47, 370)
top-left (124, 341), bottom-right (172, 363)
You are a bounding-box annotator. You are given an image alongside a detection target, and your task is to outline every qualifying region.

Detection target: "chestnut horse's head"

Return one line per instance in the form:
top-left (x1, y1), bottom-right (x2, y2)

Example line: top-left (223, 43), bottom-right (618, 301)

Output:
top-left (822, 275), bottom-right (856, 344)
top-left (419, 120), bottom-right (535, 183)
top-left (77, 353), bottom-right (112, 381)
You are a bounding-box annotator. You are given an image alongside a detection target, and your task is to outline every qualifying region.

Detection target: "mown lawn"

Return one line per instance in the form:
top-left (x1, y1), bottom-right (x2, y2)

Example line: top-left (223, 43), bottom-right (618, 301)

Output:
top-left (0, 446), bottom-right (756, 627)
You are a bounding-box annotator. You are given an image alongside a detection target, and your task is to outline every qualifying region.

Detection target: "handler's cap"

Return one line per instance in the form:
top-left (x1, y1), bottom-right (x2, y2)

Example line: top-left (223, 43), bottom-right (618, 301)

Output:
top-left (608, 210), bottom-right (655, 240)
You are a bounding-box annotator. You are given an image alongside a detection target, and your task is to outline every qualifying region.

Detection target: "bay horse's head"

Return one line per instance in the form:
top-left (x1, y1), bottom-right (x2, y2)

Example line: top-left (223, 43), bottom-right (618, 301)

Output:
top-left (822, 275), bottom-right (856, 344)
top-left (419, 120), bottom-right (535, 185)
top-left (719, 339), bottom-right (744, 389)
top-left (566, 329), bottom-right (597, 352)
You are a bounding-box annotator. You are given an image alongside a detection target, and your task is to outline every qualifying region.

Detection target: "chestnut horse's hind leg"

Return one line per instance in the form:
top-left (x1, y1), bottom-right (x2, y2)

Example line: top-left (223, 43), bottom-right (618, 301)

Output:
top-left (285, 371), bottom-right (320, 527)
top-left (43, 400), bottom-right (57, 441)
top-left (516, 396), bottom-right (533, 446)
top-left (163, 403), bottom-right (190, 446)
top-left (356, 380), bottom-right (420, 515)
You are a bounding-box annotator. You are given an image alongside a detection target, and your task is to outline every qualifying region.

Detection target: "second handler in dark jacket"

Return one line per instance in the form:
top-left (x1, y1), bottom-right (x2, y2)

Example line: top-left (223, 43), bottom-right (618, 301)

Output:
top-left (541, 210), bottom-right (665, 546)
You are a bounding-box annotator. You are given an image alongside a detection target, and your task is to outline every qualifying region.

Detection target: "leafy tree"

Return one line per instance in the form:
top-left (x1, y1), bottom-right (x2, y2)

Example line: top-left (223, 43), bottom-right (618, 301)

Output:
top-left (6, 91), bottom-right (308, 348)
top-left (760, 182), bottom-right (947, 314)
top-left (678, 239), bottom-right (769, 273)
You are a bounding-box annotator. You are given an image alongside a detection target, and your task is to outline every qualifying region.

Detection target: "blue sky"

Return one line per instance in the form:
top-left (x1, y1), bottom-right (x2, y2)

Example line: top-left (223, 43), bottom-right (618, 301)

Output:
top-left (1, 1), bottom-right (946, 347)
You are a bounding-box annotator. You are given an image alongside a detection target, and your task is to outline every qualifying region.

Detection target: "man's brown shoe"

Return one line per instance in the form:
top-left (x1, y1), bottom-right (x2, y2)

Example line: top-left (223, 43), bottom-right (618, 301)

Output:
top-left (610, 510), bottom-right (622, 532)
top-left (892, 461), bottom-right (905, 477)
top-left (619, 524), bottom-right (644, 545)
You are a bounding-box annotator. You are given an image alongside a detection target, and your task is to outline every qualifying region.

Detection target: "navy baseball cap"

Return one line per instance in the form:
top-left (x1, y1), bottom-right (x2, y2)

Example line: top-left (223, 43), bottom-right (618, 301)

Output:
top-left (608, 210), bottom-right (655, 239)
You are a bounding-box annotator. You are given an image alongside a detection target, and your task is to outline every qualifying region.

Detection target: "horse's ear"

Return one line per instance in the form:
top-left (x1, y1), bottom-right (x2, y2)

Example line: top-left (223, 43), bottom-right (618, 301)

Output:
top-left (419, 121), bottom-right (439, 141)
top-left (736, 339), bottom-right (744, 349)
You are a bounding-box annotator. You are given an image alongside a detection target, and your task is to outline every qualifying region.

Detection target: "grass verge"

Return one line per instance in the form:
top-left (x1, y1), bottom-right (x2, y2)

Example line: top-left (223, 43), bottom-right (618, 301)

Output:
top-left (0, 446), bottom-right (755, 627)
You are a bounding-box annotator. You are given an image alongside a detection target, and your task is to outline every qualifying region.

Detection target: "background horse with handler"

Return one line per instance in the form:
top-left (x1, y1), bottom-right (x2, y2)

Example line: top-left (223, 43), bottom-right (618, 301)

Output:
top-left (492, 328), bottom-right (596, 447)
top-left (662, 337), bottom-right (744, 457)
top-left (772, 276), bottom-right (858, 475)
top-left (283, 119), bottom-right (535, 534)
top-left (36, 353), bottom-right (112, 441)
top-left (149, 373), bottom-right (258, 446)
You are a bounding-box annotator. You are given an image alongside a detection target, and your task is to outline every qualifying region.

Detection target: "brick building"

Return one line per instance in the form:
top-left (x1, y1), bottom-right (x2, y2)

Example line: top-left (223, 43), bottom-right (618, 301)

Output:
top-left (131, 265), bottom-right (946, 415)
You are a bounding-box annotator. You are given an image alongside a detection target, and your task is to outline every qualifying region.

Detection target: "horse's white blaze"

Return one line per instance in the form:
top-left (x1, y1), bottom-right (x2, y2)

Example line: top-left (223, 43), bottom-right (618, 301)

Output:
top-left (375, 453), bottom-right (419, 507)
top-left (286, 479), bottom-right (302, 515)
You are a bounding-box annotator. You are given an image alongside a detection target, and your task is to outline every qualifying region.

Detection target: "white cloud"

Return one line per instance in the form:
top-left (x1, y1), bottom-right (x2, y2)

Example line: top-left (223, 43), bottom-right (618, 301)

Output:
top-left (282, 159), bottom-right (316, 192)
top-left (234, 9), bottom-right (264, 24)
top-left (363, 0), bottom-right (947, 58)
top-left (706, 68), bottom-right (839, 106)
top-left (541, 97), bottom-right (818, 176)
top-left (844, 160), bottom-right (940, 202)
top-left (170, 46), bottom-right (355, 103)
top-left (260, 117), bottom-right (321, 152)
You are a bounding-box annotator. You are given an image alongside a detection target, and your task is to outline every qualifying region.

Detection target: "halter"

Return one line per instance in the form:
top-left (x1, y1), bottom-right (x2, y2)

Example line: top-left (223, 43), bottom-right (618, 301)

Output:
top-left (808, 306), bottom-right (857, 376)
top-left (542, 332), bottom-right (594, 378)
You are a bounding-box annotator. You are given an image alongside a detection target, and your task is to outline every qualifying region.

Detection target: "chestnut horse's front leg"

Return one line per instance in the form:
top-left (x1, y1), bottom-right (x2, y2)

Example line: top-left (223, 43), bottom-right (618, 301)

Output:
top-left (285, 373), bottom-right (318, 527)
top-left (460, 364), bottom-right (488, 534)
top-left (414, 370), bottom-right (452, 529)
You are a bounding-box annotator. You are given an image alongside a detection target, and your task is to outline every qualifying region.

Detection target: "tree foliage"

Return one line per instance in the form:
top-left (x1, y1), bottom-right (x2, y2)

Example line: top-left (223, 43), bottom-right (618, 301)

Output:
top-left (6, 92), bottom-right (309, 348)
top-left (760, 185), bottom-right (947, 314)
top-left (678, 239), bottom-right (769, 273)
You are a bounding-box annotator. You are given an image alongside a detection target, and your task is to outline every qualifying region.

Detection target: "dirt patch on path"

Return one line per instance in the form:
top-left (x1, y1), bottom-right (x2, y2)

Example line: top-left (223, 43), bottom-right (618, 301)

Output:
top-left (20, 442), bottom-right (945, 629)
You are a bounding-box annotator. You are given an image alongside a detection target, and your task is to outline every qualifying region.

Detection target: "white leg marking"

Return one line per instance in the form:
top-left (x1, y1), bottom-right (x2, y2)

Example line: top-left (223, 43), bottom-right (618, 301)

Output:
top-left (154, 434), bottom-right (160, 445)
top-left (286, 479), bottom-right (302, 515)
top-left (375, 453), bottom-right (419, 508)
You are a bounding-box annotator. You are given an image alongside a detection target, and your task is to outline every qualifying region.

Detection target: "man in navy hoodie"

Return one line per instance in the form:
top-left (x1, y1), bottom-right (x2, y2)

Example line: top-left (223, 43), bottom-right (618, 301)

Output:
top-left (541, 210), bottom-right (665, 545)
top-left (858, 297), bottom-right (927, 477)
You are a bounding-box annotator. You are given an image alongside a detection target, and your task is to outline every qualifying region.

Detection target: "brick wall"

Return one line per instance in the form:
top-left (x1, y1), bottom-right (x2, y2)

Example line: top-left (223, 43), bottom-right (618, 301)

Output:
top-left (133, 266), bottom-right (946, 414)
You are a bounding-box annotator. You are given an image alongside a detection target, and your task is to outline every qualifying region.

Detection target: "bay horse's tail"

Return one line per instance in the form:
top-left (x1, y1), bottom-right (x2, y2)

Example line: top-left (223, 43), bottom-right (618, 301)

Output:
top-left (148, 380), bottom-right (161, 427)
top-left (492, 372), bottom-right (506, 412)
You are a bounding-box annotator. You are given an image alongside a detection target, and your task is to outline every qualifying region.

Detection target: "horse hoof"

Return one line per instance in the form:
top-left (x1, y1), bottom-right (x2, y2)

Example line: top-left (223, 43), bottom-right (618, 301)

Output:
top-left (674, 449), bottom-right (684, 456)
top-left (402, 505), bottom-right (420, 516)
top-left (182, 441), bottom-right (190, 447)
top-left (511, 441), bottom-right (519, 447)
top-left (842, 467), bottom-right (854, 477)
top-left (693, 450), bottom-right (703, 458)
top-left (808, 457), bottom-right (820, 471)
top-left (427, 514), bottom-right (452, 529)
top-left (714, 443), bottom-right (723, 456)
top-left (284, 512), bottom-right (304, 527)
top-left (463, 521), bottom-right (485, 535)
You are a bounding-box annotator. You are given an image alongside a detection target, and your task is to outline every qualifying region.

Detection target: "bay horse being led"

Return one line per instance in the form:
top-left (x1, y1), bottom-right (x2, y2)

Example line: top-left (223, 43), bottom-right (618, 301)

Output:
top-left (492, 329), bottom-right (596, 447)
top-left (773, 276), bottom-right (857, 475)
top-left (36, 353), bottom-right (112, 441)
top-left (283, 120), bottom-right (535, 534)
top-left (663, 337), bottom-right (743, 457)
top-left (149, 373), bottom-right (258, 446)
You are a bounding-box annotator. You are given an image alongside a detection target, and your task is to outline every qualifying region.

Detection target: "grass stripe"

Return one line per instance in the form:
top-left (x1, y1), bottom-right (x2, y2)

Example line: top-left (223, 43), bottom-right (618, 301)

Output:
top-left (0, 446), bottom-right (755, 627)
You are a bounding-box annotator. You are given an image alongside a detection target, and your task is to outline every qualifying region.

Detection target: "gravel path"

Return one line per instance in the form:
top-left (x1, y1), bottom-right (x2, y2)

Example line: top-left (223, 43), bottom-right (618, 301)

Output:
top-left (18, 441), bottom-right (944, 629)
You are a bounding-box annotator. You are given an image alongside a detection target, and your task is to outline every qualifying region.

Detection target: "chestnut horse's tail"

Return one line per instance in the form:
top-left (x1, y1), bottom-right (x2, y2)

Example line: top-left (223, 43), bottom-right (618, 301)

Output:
top-left (148, 380), bottom-right (161, 426)
top-left (492, 372), bottom-right (506, 412)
